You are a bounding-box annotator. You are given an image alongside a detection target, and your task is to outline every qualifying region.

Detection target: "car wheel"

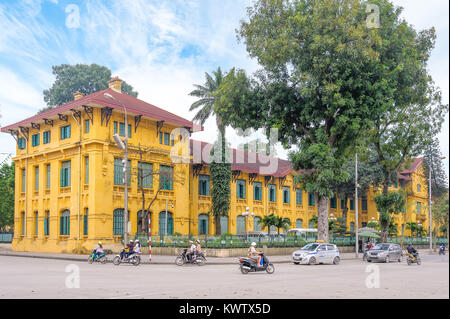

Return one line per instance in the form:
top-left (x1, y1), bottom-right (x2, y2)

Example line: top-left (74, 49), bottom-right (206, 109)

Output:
top-left (385, 256), bottom-right (390, 263)
top-left (293, 262), bottom-right (300, 265)
top-left (309, 257), bottom-right (316, 265)
top-left (333, 256), bottom-right (340, 265)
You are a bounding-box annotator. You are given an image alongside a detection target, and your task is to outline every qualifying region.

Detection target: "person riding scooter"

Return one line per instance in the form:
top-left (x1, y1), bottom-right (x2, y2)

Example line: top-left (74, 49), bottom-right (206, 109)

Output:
top-left (407, 243), bottom-right (419, 261)
top-left (439, 243), bottom-right (446, 255)
top-left (248, 242), bottom-right (263, 268)
top-left (194, 239), bottom-right (202, 260)
top-left (93, 241), bottom-right (104, 260)
top-left (186, 240), bottom-right (196, 262)
top-left (120, 240), bottom-right (134, 261)
top-left (129, 239), bottom-right (141, 258)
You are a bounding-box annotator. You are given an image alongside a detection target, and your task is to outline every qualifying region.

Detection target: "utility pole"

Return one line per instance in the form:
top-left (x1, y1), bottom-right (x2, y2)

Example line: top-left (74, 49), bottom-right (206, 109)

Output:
top-left (355, 153), bottom-right (359, 258)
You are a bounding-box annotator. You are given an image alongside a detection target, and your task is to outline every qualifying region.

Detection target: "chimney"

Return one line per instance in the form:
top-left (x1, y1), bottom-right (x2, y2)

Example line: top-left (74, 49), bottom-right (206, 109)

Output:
top-left (73, 91), bottom-right (83, 100)
top-left (108, 76), bottom-right (123, 93)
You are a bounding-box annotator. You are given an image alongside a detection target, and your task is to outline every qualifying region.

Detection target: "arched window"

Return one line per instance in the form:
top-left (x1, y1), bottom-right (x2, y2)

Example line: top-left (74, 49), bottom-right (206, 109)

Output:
top-left (137, 210), bottom-right (150, 234)
top-left (296, 219), bottom-right (303, 228)
top-left (220, 216), bottom-right (228, 234)
top-left (253, 216), bottom-right (262, 231)
top-left (159, 212), bottom-right (173, 236)
top-left (60, 210), bottom-right (70, 235)
top-left (198, 214), bottom-right (209, 235)
top-left (113, 209), bottom-right (124, 236)
top-left (236, 215), bottom-right (246, 234)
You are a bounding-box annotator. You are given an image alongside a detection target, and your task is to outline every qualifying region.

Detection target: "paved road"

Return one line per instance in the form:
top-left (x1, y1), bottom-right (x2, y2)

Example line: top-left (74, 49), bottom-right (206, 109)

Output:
top-left (0, 254), bottom-right (448, 299)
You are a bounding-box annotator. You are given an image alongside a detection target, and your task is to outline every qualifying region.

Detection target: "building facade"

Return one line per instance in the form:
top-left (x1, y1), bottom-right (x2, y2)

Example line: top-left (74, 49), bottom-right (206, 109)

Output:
top-left (1, 77), bottom-right (432, 253)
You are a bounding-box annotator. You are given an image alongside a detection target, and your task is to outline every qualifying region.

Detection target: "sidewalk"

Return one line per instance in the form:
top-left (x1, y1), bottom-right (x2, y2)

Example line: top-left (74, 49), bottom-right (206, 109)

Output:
top-left (0, 244), bottom-right (435, 265)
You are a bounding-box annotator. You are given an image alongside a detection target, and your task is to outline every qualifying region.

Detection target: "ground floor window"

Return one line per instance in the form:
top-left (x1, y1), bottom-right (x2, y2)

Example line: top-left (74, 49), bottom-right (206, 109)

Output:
top-left (83, 208), bottom-right (88, 236)
top-left (60, 210), bottom-right (70, 235)
top-left (253, 216), bottom-right (261, 231)
top-left (137, 210), bottom-right (150, 234)
top-left (113, 209), bottom-right (124, 236)
top-left (198, 214), bottom-right (209, 235)
top-left (220, 216), bottom-right (228, 234)
top-left (236, 215), bottom-right (246, 234)
top-left (159, 212), bottom-right (173, 236)
top-left (296, 219), bottom-right (303, 228)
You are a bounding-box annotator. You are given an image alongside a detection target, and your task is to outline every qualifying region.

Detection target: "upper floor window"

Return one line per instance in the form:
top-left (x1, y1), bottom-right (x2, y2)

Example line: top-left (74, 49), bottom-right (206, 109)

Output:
top-left (417, 184), bottom-right (421, 192)
top-left (60, 210), bottom-right (70, 235)
top-left (296, 189), bottom-right (303, 205)
top-left (350, 198), bottom-right (355, 210)
top-left (60, 160), bottom-right (71, 187)
top-left (34, 166), bottom-right (39, 191)
top-left (46, 164), bottom-right (51, 189)
top-left (138, 162), bottom-right (153, 189)
top-left (43, 131), bottom-right (51, 144)
top-left (282, 186), bottom-right (290, 204)
top-left (308, 193), bottom-right (315, 207)
top-left (253, 182), bottom-right (262, 201)
top-left (417, 202), bottom-right (421, 214)
top-left (21, 168), bottom-right (26, 192)
top-left (198, 175), bottom-right (210, 196)
top-left (362, 197), bottom-right (368, 211)
top-left (85, 156), bottom-right (89, 184)
top-left (114, 158), bottom-right (131, 186)
top-left (159, 165), bottom-right (174, 190)
top-left (18, 137), bottom-right (26, 150)
top-left (61, 125), bottom-right (71, 140)
top-left (330, 195), bottom-right (337, 209)
top-left (85, 120), bottom-right (90, 134)
top-left (114, 121), bottom-right (132, 138)
top-left (159, 132), bottom-right (173, 146)
top-left (269, 184), bottom-right (276, 202)
top-left (237, 179), bottom-right (246, 199)
top-left (32, 133), bottom-right (40, 147)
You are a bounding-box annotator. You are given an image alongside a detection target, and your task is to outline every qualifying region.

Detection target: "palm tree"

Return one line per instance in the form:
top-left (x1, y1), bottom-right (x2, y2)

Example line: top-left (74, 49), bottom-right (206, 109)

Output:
top-left (189, 67), bottom-right (225, 134)
top-left (261, 214), bottom-right (277, 236)
top-left (274, 216), bottom-right (291, 236)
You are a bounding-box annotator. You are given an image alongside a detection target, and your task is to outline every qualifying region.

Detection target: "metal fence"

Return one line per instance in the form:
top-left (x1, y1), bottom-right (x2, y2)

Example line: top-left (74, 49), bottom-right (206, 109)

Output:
top-left (0, 233), bottom-right (13, 243)
top-left (130, 234), bottom-right (448, 249)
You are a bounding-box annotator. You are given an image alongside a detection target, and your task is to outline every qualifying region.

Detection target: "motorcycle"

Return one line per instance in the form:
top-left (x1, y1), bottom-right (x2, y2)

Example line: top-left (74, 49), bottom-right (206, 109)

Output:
top-left (406, 252), bottom-right (421, 265)
top-left (439, 245), bottom-right (446, 255)
top-left (88, 249), bottom-right (107, 264)
top-left (239, 253), bottom-right (275, 274)
top-left (113, 249), bottom-right (141, 266)
top-left (175, 248), bottom-right (206, 266)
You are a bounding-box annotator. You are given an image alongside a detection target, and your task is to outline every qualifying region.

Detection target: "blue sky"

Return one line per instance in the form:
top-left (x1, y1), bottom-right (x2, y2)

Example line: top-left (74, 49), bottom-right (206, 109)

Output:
top-left (0, 0), bottom-right (448, 174)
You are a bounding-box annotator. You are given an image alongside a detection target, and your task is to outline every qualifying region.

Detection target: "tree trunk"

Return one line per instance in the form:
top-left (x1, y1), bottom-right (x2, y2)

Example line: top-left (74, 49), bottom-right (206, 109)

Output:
top-left (317, 194), bottom-right (329, 242)
top-left (215, 214), bottom-right (221, 235)
top-left (342, 195), bottom-right (348, 227)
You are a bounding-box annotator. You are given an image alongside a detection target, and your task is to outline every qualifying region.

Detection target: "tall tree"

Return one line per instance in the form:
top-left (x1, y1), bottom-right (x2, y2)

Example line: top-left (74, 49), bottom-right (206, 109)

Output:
top-left (214, 0), bottom-right (391, 242)
top-left (365, 0), bottom-right (448, 241)
top-left (423, 138), bottom-right (448, 199)
top-left (190, 67), bottom-right (231, 235)
top-left (0, 162), bottom-right (14, 231)
top-left (41, 64), bottom-right (138, 113)
top-left (432, 192), bottom-right (449, 246)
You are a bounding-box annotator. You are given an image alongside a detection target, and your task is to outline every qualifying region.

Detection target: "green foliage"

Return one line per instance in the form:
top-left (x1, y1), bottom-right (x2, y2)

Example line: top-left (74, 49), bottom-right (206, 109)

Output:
top-left (274, 216), bottom-right (291, 235)
top-left (0, 162), bottom-right (15, 231)
top-left (423, 138), bottom-right (448, 198)
top-left (374, 191), bottom-right (406, 241)
top-left (432, 193), bottom-right (449, 238)
top-left (41, 64), bottom-right (138, 112)
top-left (260, 214), bottom-right (278, 235)
top-left (309, 215), bottom-right (318, 228)
top-left (330, 216), bottom-right (347, 235)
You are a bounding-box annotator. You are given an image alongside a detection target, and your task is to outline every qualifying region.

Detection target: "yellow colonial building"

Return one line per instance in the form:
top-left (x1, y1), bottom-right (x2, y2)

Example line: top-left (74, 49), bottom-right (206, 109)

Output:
top-left (1, 77), bottom-right (432, 253)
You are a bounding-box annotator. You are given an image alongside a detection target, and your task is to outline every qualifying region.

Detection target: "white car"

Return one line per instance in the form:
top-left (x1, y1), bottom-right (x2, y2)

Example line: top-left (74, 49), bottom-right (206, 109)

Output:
top-left (292, 243), bottom-right (340, 265)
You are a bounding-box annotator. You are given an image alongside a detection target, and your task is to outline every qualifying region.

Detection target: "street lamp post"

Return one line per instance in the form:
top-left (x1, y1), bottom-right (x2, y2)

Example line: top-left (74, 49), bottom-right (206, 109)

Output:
top-left (242, 207), bottom-right (254, 242)
top-left (104, 93), bottom-right (129, 245)
top-left (355, 153), bottom-right (359, 258)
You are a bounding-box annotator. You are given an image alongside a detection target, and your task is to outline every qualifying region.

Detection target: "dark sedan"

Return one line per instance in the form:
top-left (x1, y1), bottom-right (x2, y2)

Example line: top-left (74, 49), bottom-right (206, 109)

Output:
top-left (366, 243), bottom-right (403, 263)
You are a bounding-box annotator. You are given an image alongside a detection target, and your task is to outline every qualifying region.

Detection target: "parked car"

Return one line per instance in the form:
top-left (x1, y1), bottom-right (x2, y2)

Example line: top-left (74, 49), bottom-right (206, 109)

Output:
top-left (292, 243), bottom-right (340, 265)
top-left (365, 243), bottom-right (402, 263)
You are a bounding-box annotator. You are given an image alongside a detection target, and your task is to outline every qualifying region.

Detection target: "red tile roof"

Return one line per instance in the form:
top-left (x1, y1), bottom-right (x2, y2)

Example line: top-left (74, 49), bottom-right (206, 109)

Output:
top-left (190, 139), bottom-right (295, 177)
top-left (1, 88), bottom-right (199, 132)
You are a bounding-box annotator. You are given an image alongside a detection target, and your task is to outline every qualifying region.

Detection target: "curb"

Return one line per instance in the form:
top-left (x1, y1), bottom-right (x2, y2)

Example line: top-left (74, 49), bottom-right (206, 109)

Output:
top-left (0, 252), bottom-right (359, 264)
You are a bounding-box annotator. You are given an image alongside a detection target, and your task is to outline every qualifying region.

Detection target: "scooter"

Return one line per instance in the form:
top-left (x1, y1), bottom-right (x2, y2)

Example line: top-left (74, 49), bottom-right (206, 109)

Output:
top-left (439, 245), bottom-right (446, 256)
top-left (406, 252), bottom-right (421, 265)
top-left (113, 249), bottom-right (141, 266)
top-left (175, 248), bottom-right (206, 266)
top-left (88, 249), bottom-right (107, 264)
top-left (239, 253), bottom-right (275, 274)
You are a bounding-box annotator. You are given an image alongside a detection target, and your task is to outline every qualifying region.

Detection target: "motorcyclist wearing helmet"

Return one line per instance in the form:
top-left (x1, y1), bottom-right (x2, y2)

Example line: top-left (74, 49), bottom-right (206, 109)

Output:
top-left (187, 240), bottom-right (196, 262)
top-left (248, 242), bottom-right (263, 268)
top-left (132, 239), bottom-right (141, 255)
top-left (194, 239), bottom-right (202, 260)
top-left (93, 241), bottom-right (104, 260)
top-left (121, 240), bottom-right (134, 260)
top-left (407, 243), bottom-right (419, 261)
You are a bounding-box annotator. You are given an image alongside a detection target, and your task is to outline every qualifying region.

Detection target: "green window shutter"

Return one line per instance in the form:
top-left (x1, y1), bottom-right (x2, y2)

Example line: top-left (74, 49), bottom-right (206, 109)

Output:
top-left (164, 133), bottom-right (170, 145)
top-left (119, 123), bottom-right (125, 137)
top-left (35, 166), bottom-right (39, 191)
top-left (60, 216), bottom-right (63, 235)
top-left (85, 157), bottom-right (89, 184)
top-left (85, 120), bottom-right (90, 134)
top-left (128, 124), bottom-right (132, 138)
top-left (159, 132), bottom-right (163, 144)
top-left (114, 122), bottom-right (118, 135)
top-left (67, 125), bottom-right (71, 138)
top-left (84, 209), bottom-right (88, 236)
top-left (22, 169), bottom-right (26, 192)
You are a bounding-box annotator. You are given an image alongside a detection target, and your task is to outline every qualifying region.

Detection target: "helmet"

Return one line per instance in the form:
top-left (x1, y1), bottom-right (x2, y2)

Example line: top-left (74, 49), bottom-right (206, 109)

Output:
top-left (251, 242), bottom-right (257, 247)
top-left (98, 241), bottom-right (102, 245)
top-left (196, 240), bottom-right (200, 243)
top-left (130, 240), bottom-right (134, 243)
top-left (189, 240), bottom-right (193, 244)
top-left (135, 239), bottom-right (140, 242)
